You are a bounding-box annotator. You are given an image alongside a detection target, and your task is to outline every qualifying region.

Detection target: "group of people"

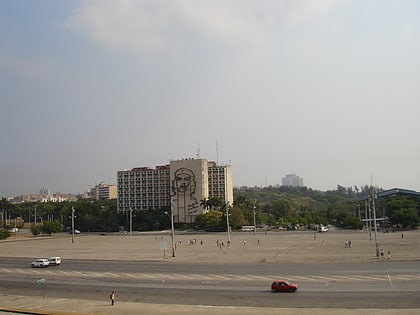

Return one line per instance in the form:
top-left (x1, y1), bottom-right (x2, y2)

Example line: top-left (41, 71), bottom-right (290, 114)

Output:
top-left (380, 248), bottom-right (391, 260)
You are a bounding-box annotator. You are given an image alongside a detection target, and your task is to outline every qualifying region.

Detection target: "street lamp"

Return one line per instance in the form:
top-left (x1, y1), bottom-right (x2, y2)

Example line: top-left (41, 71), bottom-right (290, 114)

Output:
top-left (71, 207), bottom-right (75, 244)
top-left (226, 204), bottom-right (231, 244)
top-left (129, 207), bottom-right (133, 237)
top-left (253, 200), bottom-right (257, 236)
top-left (371, 192), bottom-right (380, 257)
top-left (170, 202), bottom-right (175, 257)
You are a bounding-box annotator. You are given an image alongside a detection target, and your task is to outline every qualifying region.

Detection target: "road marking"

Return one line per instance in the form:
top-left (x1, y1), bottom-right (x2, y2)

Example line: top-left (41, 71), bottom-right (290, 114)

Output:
top-left (306, 275), bottom-right (337, 281)
top-left (122, 272), bottom-right (138, 279)
top-left (387, 273), bottom-right (393, 288)
top-left (3, 268), bottom-right (420, 284)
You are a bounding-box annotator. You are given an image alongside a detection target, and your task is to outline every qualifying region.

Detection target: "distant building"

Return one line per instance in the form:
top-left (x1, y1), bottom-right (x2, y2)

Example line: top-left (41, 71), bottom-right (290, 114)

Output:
top-left (117, 158), bottom-right (233, 225)
top-left (90, 182), bottom-right (117, 200)
top-left (282, 173), bottom-right (303, 187)
top-left (8, 192), bottom-right (77, 204)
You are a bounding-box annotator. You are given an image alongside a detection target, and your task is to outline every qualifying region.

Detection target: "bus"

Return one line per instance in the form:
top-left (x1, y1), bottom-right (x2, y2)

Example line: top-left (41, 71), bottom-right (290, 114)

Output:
top-left (241, 225), bottom-right (255, 232)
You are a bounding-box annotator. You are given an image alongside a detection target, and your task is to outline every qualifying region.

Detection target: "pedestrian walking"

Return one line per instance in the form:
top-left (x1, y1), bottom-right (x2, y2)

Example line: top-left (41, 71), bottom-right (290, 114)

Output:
top-left (110, 291), bottom-right (115, 306)
top-left (387, 250), bottom-right (391, 260)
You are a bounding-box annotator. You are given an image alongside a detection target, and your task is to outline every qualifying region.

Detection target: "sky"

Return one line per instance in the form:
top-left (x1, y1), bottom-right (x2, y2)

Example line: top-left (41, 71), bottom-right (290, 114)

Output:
top-left (1, 0), bottom-right (419, 197)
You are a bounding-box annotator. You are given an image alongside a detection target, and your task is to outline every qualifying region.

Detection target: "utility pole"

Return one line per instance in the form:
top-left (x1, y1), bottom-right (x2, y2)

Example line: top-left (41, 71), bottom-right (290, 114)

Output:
top-left (170, 201), bottom-right (175, 257)
top-left (71, 207), bottom-right (75, 244)
top-left (372, 190), bottom-right (379, 257)
top-left (129, 207), bottom-right (133, 237)
top-left (253, 199), bottom-right (257, 236)
top-left (226, 204), bottom-right (231, 244)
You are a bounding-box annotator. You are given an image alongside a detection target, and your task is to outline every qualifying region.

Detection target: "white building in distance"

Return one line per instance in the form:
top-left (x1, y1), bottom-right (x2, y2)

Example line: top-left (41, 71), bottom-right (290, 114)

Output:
top-left (282, 173), bottom-right (304, 187)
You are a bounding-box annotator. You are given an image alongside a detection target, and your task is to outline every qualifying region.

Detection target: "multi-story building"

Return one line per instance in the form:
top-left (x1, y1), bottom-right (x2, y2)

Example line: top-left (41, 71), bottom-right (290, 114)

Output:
top-left (117, 158), bottom-right (233, 224)
top-left (117, 165), bottom-right (171, 212)
top-left (208, 161), bottom-right (233, 205)
top-left (90, 182), bottom-right (117, 200)
top-left (281, 173), bottom-right (304, 187)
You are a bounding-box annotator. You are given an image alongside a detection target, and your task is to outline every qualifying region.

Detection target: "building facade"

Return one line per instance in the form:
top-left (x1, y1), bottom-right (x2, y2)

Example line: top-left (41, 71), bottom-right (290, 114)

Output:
top-left (117, 165), bottom-right (171, 212)
top-left (117, 158), bottom-right (233, 224)
top-left (170, 158), bottom-right (208, 224)
top-left (208, 161), bottom-right (233, 205)
top-left (90, 182), bottom-right (117, 200)
top-left (281, 173), bottom-right (304, 187)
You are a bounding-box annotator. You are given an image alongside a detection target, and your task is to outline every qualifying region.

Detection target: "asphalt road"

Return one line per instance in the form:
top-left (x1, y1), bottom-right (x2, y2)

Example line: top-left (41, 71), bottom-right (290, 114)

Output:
top-left (1, 258), bottom-right (419, 309)
top-left (1, 229), bottom-right (420, 314)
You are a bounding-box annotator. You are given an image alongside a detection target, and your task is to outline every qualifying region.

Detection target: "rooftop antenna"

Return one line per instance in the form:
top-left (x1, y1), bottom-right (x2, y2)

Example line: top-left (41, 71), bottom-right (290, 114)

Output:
top-left (216, 140), bottom-right (219, 164)
top-left (196, 143), bottom-right (200, 159)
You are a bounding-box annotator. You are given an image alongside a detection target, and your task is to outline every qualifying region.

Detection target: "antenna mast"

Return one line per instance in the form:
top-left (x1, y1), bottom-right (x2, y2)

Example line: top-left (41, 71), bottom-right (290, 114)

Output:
top-left (216, 140), bottom-right (219, 164)
top-left (196, 143), bottom-right (200, 159)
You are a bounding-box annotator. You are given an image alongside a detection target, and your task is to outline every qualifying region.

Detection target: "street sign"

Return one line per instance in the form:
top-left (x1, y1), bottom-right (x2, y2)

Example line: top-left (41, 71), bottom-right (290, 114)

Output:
top-left (37, 278), bottom-right (46, 284)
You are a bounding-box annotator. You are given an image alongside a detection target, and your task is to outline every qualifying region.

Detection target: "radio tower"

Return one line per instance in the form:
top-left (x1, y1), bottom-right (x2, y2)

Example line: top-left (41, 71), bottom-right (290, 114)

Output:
top-left (216, 140), bottom-right (219, 164)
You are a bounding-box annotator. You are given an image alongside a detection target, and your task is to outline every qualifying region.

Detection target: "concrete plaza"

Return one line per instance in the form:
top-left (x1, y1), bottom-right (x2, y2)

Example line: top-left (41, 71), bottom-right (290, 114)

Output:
top-left (0, 228), bottom-right (419, 314)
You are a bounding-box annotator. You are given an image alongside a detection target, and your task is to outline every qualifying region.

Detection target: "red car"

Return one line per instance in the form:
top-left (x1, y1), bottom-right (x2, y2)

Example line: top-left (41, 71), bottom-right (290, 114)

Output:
top-left (271, 280), bottom-right (298, 292)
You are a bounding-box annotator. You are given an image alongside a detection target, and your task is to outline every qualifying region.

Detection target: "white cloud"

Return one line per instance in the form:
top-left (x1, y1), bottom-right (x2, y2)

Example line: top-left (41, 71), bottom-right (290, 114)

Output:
top-left (65, 0), bottom-right (336, 55)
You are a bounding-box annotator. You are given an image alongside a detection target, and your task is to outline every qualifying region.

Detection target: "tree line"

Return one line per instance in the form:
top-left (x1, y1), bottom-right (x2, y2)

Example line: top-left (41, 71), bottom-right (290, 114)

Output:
top-left (1, 185), bottom-right (419, 239)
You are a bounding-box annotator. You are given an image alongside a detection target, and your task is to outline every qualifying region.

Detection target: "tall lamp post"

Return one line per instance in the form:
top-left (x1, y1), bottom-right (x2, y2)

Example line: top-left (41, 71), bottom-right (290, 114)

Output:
top-left (170, 202), bottom-right (175, 257)
top-left (129, 207), bottom-right (133, 237)
top-left (226, 204), bottom-right (231, 244)
top-left (371, 192), bottom-right (380, 257)
top-left (253, 200), bottom-right (257, 236)
top-left (71, 207), bottom-right (75, 244)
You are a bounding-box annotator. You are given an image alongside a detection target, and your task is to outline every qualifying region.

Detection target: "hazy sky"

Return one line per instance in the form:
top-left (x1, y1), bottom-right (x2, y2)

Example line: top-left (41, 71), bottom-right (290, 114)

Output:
top-left (1, 0), bottom-right (419, 197)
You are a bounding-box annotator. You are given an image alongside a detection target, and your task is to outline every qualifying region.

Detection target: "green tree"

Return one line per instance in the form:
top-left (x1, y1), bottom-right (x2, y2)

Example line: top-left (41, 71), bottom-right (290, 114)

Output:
top-left (229, 207), bottom-right (246, 229)
top-left (41, 221), bottom-right (62, 235)
top-left (0, 228), bottom-right (10, 239)
top-left (195, 210), bottom-right (223, 231)
top-left (391, 208), bottom-right (419, 228)
top-left (387, 197), bottom-right (419, 228)
top-left (271, 199), bottom-right (292, 218)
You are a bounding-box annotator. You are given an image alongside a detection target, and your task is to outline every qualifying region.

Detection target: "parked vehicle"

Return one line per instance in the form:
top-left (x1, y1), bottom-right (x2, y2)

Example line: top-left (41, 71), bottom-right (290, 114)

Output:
top-left (271, 280), bottom-right (298, 292)
top-left (317, 224), bottom-right (329, 232)
top-left (31, 258), bottom-right (49, 268)
top-left (241, 225), bottom-right (255, 232)
top-left (48, 257), bottom-right (61, 266)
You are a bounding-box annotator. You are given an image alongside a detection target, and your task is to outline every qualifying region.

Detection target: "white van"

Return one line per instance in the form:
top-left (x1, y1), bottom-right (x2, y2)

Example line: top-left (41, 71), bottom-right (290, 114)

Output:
top-left (241, 225), bottom-right (255, 232)
top-left (48, 257), bottom-right (62, 266)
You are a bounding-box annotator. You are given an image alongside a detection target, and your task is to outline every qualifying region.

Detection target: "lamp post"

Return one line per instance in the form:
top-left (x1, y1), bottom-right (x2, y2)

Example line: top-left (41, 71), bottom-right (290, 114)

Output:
top-left (129, 207), bottom-right (133, 237)
top-left (253, 200), bottom-right (257, 236)
top-left (170, 202), bottom-right (175, 257)
top-left (71, 207), bottom-right (75, 244)
top-left (371, 192), bottom-right (380, 257)
top-left (226, 204), bottom-right (231, 244)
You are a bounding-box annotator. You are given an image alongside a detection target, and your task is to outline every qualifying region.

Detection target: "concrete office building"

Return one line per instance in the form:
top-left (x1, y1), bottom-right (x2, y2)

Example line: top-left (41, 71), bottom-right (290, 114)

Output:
top-left (117, 158), bottom-right (233, 225)
top-left (208, 161), bottom-right (233, 205)
top-left (282, 173), bottom-right (304, 187)
top-left (117, 165), bottom-right (171, 212)
top-left (90, 182), bottom-right (117, 200)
